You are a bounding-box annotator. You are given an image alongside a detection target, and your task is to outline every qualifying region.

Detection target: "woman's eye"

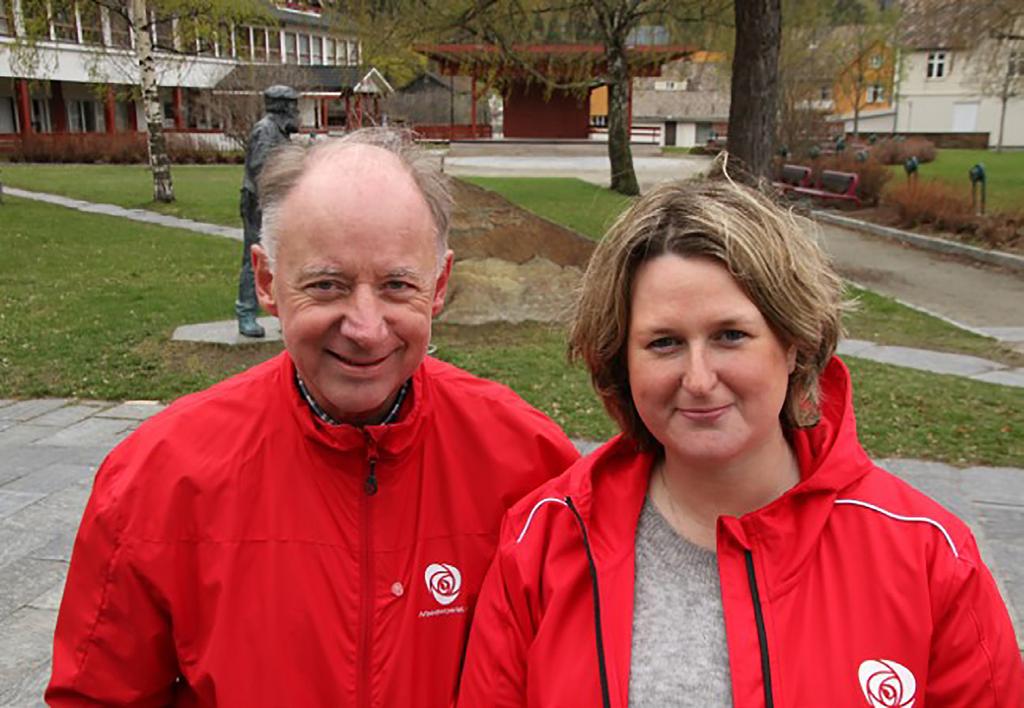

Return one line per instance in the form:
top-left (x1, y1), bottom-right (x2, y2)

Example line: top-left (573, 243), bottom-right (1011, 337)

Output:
top-left (648, 337), bottom-right (677, 350)
top-left (720, 329), bottom-right (747, 343)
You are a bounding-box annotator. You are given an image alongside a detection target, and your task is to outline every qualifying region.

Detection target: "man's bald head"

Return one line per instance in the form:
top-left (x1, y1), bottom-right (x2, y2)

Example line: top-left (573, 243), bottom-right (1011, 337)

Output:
top-left (257, 129), bottom-right (452, 272)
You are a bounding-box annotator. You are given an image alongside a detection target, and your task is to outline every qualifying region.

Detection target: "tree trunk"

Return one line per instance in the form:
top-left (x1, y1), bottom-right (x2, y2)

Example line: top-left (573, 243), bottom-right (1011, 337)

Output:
top-left (130, 0), bottom-right (174, 203)
top-left (997, 69), bottom-right (1010, 153)
top-left (606, 43), bottom-right (639, 196)
top-left (728, 0), bottom-right (782, 181)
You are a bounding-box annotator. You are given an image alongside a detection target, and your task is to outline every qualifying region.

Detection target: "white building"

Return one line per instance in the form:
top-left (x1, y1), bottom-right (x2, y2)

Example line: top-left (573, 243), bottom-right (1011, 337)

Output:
top-left (894, 5), bottom-right (1023, 148)
top-left (0, 0), bottom-right (386, 149)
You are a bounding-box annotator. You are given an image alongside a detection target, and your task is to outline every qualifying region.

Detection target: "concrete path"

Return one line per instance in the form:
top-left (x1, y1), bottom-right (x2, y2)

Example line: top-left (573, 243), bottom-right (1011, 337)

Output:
top-left (1, 399), bottom-right (1021, 706)
top-left (5, 187), bottom-right (243, 241)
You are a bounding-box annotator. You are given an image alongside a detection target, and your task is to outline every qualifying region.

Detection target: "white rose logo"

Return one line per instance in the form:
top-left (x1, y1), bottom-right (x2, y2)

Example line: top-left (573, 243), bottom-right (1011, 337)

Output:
top-left (424, 563), bottom-right (461, 606)
top-left (859, 659), bottom-right (917, 708)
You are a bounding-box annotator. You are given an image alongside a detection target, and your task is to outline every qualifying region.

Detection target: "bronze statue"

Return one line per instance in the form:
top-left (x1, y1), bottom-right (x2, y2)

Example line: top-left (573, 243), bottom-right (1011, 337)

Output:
top-left (237, 85), bottom-right (300, 337)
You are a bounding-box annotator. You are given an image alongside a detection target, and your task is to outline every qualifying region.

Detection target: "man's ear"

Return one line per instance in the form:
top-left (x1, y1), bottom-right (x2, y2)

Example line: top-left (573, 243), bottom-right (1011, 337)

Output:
top-left (431, 250), bottom-right (454, 318)
top-left (253, 244), bottom-right (279, 316)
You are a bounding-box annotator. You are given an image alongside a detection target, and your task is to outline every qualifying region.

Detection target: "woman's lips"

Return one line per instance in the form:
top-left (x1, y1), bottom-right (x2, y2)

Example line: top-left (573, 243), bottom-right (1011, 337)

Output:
top-left (678, 404), bottom-right (731, 422)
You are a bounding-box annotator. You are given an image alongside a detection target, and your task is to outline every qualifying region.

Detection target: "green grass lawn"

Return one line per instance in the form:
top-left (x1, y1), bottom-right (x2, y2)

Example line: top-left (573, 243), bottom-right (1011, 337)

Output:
top-left (885, 148), bottom-right (1024, 213)
top-left (0, 163), bottom-right (243, 226)
top-left (461, 176), bottom-right (633, 240)
top-left (2, 195), bottom-right (1021, 466)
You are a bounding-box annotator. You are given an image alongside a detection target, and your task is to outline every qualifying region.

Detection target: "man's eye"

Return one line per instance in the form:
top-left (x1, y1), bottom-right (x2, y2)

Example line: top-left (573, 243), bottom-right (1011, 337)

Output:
top-left (384, 280), bottom-right (412, 291)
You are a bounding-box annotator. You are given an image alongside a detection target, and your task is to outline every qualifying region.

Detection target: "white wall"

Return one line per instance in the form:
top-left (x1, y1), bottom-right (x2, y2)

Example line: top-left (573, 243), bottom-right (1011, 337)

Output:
top-left (0, 37), bottom-right (236, 89)
top-left (897, 48), bottom-right (1024, 147)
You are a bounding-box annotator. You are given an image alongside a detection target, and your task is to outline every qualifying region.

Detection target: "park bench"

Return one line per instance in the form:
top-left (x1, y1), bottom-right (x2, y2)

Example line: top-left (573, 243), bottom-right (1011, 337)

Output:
top-left (774, 163), bottom-right (813, 190)
top-left (777, 167), bottom-right (861, 208)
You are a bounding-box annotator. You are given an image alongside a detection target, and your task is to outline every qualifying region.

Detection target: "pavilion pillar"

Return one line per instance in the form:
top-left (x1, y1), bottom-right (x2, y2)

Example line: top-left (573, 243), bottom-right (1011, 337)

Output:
top-left (104, 86), bottom-right (117, 133)
top-left (470, 75), bottom-right (477, 138)
top-left (15, 79), bottom-right (32, 136)
top-left (321, 98), bottom-right (329, 129)
top-left (51, 82), bottom-right (67, 133)
top-left (345, 94), bottom-right (351, 129)
top-left (173, 87), bottom-right (184, 130)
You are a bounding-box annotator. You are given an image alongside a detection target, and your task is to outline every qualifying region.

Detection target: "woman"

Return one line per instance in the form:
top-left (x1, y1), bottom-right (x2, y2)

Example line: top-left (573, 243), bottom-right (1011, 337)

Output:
top-left (457, 178), bottom-right (1024, 707)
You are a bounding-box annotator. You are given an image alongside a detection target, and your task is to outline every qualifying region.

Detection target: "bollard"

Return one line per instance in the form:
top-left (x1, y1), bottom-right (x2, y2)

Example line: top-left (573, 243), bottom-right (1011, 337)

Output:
top-left (969, 163), bottom-right (986, 215)
top-left (904, 156), bottom-right (919, 183)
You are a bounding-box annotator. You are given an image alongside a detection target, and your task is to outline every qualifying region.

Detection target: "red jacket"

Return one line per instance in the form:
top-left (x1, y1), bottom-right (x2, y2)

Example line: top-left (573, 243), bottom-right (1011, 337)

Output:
top-left (459, 358), bottom-right (1024, 707)
top-left (47, 353), bottom-right (579, 707)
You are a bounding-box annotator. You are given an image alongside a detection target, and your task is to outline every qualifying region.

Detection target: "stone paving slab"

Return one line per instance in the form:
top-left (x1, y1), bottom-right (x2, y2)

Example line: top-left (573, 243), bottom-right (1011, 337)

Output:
top-left (94, 401), bottom-right (167, 420)
top-left (0, 557), bottom-right (67, 620)
top-left (172, 316), bottom-right (283, 345)
top-left (0, 400), bottom-right (70, 423)
top-left (0, 425), bottom-right (64, 449)
top-left (0, 607), bottom-right (58, 706)
top-left (26, 403), bottom-right (112, 428)
top-left (2, 462), bottom-right (98, 496)
top-left (0, 491), bottom-right (46, 520)
top-left (32, 418), bottom-right (136, 449)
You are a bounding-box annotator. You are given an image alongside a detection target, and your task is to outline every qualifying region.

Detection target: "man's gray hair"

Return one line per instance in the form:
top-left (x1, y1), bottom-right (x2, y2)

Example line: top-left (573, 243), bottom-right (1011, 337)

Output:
top-left (257, 128), bottom-right (452, 271)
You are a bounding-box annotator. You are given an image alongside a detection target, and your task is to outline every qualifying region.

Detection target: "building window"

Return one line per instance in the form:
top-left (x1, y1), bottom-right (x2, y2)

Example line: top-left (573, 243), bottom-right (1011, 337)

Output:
top-left (268, 30), bottom-right (281, 63)
top-left (325, 37), bottom-right (336, 65)
top-left (253, 28), bottom-right (267, 62)
top-left (284, 32), bottom-right (297, 63)
top-left (79, 3), bottom-right (103, 45)
top-left (299, 33), bottom-right (310, 64)
top-left (31, 98), bottom-right (52, 132)
top-left (866, 84), bottom-right (885, 104)
top-left (820, 85), bottom-right (832, 101)
top-left (869, 54), bottom-right (883, 69)
top-left (311, 35), bottom-right (322, 64)
top-left (109, 8), bottom-right (132, 48)
top-left (0, 96), bottom-right (17, 133)
top-left (68, 99), bottom-right (101, 132)
top-left (51, 5), bottom-right (77, 42)
top-left (0, 0), bottom-right (12, 36)
top-left (927, 51), bottom-right (947, 78)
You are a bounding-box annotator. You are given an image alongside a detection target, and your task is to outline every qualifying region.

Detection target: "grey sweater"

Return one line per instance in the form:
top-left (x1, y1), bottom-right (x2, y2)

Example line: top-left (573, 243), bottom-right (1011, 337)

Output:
top-left (628, 497), bottom-right (733, 707)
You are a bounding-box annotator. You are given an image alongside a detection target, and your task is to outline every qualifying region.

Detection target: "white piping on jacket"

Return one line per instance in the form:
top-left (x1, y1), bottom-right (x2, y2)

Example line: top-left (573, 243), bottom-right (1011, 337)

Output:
top-left (834, 498), bottom-right (959, 559)
top-left (516, 497), bottom-right (569, 544)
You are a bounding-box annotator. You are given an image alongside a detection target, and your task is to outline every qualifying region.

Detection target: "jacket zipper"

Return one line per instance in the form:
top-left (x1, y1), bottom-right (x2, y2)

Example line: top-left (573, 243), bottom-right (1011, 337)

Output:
top-left (564, 496), bottom-right (612, 708)
top-left (357, 438), bottom-right (379, 708)
top-left (744, 549), bottom-right (774, 708)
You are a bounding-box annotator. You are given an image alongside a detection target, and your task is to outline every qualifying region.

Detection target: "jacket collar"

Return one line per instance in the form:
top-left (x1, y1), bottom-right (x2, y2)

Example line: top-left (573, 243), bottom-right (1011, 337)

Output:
top-left (275, 351), bottom-right (428, 460)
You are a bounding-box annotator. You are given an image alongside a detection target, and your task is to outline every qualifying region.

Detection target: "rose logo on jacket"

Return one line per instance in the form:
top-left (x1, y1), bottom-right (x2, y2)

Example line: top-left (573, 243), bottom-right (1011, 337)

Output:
top-left (858, 659), bottom-right (917, 708)
top-left (424, 563), bottom-right (462, 606)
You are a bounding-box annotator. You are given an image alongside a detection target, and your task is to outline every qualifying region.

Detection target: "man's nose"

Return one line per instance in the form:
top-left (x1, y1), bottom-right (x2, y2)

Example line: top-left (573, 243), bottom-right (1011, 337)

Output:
top-left (681, 345), bottom-right (717, 396)
top-left (339, 287), bottom-right (388, 346)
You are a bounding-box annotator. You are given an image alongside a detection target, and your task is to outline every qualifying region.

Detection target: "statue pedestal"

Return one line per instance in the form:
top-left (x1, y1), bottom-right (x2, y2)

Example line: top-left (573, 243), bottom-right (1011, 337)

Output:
top-left (172, 317), bottom-right (282, 345)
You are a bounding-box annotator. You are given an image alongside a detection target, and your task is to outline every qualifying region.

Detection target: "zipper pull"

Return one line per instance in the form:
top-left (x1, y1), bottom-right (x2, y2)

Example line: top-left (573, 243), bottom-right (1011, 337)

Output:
top-left (365, 457), bottom-right (378, 496)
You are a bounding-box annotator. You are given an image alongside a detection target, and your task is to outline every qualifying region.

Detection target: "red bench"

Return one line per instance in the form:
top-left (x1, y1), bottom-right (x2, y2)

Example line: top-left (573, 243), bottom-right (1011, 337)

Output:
top-left (774, 163), bottom-right (813, 189)
top-left (776, 167), bottom-right (861, 208)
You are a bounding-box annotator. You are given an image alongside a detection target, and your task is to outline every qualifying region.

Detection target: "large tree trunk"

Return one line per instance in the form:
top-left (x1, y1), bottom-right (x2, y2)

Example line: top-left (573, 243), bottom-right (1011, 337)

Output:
top-left (130, 0), bottom-right (174, 203)
top-left (606, 42), bottom-right (639, 196)
top-left (728, 0), bottom-right (782, 181)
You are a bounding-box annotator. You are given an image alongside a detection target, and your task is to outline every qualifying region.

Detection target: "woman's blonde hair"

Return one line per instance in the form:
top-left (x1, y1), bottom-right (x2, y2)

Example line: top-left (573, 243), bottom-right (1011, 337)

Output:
top-left (569, 176), bottom-right (847, 451)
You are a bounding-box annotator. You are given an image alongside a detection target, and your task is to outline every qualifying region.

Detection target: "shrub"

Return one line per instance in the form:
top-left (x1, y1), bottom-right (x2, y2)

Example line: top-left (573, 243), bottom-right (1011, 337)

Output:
top-left (10, 133), bottom-right (147, 164)
top-left (815, 153), bottom-right (892, 206)
top-left (872, 137), bottom-right (937, 165)
top-left (885, 179), bottom-right (1022, 250)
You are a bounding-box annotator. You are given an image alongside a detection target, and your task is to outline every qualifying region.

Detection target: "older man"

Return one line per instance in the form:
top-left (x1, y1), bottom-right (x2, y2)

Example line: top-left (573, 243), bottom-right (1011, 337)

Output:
top-left (46, 130), bottom-right (579, 706)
